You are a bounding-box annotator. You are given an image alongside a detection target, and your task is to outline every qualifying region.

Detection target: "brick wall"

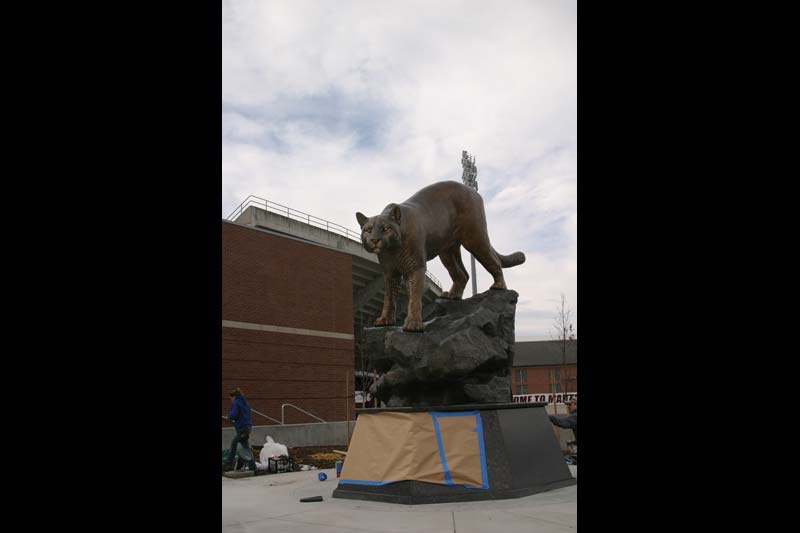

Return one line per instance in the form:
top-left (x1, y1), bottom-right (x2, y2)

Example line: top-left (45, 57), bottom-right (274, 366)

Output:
top-left (222, 222), bottom-right (354, 425)
top-left (512, 365), bottom-right (578, 395)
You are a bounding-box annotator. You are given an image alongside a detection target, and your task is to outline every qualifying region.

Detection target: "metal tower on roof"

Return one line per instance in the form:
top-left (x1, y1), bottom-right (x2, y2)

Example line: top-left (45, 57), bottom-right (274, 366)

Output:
top-left (461, 150), bottom-right (479, 296)
top-left (461, 150), bottom-right (478, 191)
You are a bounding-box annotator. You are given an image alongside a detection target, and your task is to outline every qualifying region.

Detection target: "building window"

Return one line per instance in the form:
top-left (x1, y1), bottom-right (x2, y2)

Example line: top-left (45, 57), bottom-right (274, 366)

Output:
top-left (548, 368), bottom-right (562, 393)
top-left (515, 369), bottom-right (527, 383)
top-left (516, 383), bottom-right (528, 395)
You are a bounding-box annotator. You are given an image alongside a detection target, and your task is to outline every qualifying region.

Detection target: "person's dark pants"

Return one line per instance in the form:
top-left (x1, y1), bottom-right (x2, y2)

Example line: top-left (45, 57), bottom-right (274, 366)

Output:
top-left (228, 425), bottom-right (252, 469)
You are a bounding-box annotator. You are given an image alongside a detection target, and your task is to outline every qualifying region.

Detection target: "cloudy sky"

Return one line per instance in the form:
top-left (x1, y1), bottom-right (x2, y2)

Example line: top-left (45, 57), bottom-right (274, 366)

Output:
top-left (222, 0), bottom-right (576, 339)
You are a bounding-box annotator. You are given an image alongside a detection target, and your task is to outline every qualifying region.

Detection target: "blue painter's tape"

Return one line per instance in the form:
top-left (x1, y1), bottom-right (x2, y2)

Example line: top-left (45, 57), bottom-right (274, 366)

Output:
top-left (429, 410), bottom-right (480, 418)
top-left (473, 413), bottom-right (489, 489)
top-left (430, 414), bottom-right (453, 485)
top-left (428, 411), bottom-right (489, 490)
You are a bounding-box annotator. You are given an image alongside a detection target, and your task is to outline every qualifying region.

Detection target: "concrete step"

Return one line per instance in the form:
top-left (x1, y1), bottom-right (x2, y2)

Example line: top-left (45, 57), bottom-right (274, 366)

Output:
top-left (223, 470), bottom-right (255, 479)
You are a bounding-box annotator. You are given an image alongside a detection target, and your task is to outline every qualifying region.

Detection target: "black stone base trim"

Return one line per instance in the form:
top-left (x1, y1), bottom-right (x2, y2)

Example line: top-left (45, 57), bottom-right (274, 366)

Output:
top-left (332, 478), bottom-right (576, 505)
top-left (332, 403), bottom-right (575, 505)
top-left (355, 401), bottom-right (547, 414)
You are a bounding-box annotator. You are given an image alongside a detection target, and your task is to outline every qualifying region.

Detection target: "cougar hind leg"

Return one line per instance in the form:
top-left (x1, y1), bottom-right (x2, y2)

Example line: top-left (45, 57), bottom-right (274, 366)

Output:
top-left (462, 237), bottom-right (506, 290)
top-left (438, 244), bottom-right (469, 299)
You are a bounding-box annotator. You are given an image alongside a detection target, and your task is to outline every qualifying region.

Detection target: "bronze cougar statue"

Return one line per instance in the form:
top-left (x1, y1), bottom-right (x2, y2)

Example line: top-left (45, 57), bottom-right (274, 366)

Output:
top-left (356, 181), bottom-right (526, 332)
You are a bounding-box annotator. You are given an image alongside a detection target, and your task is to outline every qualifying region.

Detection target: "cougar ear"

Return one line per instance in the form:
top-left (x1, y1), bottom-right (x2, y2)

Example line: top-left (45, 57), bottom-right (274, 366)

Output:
top-left (389, 204), bottom-right (401, 224)
top-left (356, 212), bottom-right (368, 228)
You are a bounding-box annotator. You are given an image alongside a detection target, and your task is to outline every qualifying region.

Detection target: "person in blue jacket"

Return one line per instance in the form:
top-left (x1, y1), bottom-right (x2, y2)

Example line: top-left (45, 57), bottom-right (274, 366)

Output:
top-left (224, 388), bottom-right (254, 470)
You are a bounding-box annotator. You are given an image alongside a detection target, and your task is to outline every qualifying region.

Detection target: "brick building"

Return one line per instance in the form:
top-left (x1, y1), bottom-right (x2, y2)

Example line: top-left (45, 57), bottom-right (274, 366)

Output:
top-left (222, 201), bottom-right (442, 426)
top-left (512, 340), bottom-right (577, 403)
top-left (222, 221), bottom-right (355, 425)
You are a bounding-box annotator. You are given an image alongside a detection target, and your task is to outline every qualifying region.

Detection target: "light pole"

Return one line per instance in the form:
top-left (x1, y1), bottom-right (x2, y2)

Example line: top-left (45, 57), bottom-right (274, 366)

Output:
top-left (461, 150), bottom-right (478, 296)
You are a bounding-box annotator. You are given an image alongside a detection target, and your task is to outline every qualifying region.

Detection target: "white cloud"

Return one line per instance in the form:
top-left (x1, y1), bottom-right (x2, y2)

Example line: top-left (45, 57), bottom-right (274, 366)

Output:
top-left (223, 0), bottom-right (577, 336)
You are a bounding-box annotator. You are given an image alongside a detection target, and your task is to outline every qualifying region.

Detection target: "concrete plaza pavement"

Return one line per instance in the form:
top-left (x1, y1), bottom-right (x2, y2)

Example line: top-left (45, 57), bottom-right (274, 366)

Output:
top-left (222, 465), bottom-right (577, 532)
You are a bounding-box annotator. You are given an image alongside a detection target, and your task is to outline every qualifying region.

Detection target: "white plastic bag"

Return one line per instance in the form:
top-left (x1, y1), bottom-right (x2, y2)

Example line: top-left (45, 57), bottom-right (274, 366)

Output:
top-left (259, 435), bottom-right (289, 463)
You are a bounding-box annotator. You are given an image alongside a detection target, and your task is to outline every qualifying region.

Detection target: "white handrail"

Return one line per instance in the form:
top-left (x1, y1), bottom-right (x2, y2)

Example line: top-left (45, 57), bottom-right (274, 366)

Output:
top-left (281, 403), bottom-right (326, 424)
top-left (251, 408), bottom-right (282, 425)
top-left (222, 409), bottom-right (282, 425)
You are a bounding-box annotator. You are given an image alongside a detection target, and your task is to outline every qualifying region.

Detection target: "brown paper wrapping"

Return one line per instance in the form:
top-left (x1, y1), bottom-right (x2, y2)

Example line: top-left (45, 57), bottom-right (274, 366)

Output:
top-left (339, 411), bottom-right (486, 488)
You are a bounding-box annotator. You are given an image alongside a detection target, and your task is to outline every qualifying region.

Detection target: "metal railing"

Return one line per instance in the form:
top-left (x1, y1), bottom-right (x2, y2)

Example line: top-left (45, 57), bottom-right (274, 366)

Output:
top-left (281, 403), bottom-right (326, 425)
top-left (426, 272), bottom-right (442, 291)
top-left (225, 195), bottom-right (363, 243)
top-left (222, 408), bottom-right (282, 425)
top-left (222, 405), bottom-right (322, 426)
top-left (224, 195), bottom-right (443, 291)
top-left (251, 409), bottom-right (282, 425)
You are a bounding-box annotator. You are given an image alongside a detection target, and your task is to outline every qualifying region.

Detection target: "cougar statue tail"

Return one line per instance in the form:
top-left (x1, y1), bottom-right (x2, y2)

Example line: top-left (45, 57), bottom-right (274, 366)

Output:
top-left (496, 249), bottom-right (526, 268)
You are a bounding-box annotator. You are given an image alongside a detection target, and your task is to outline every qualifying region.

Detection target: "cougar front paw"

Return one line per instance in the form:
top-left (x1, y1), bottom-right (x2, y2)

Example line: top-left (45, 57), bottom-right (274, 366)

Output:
top-left (402, 318), bottom-right (425, 332)
top-left (440, 291), bottom-right (462, 300)
top-left (374, 316), bottom-right (395, 326)
top-left (490, 281), bottom-right (507, 290)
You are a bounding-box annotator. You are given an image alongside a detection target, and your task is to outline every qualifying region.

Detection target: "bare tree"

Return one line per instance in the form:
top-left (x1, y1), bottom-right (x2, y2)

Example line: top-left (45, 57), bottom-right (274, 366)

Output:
top-left (551, 294), bottom-right (577, 400)
top-left (547, 294), bottom-right (576, 448)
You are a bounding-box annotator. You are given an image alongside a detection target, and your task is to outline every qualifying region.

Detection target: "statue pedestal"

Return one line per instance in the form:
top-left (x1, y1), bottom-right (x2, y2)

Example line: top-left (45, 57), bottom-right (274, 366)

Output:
top-left (332, 402), bottom-right (575, 505)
